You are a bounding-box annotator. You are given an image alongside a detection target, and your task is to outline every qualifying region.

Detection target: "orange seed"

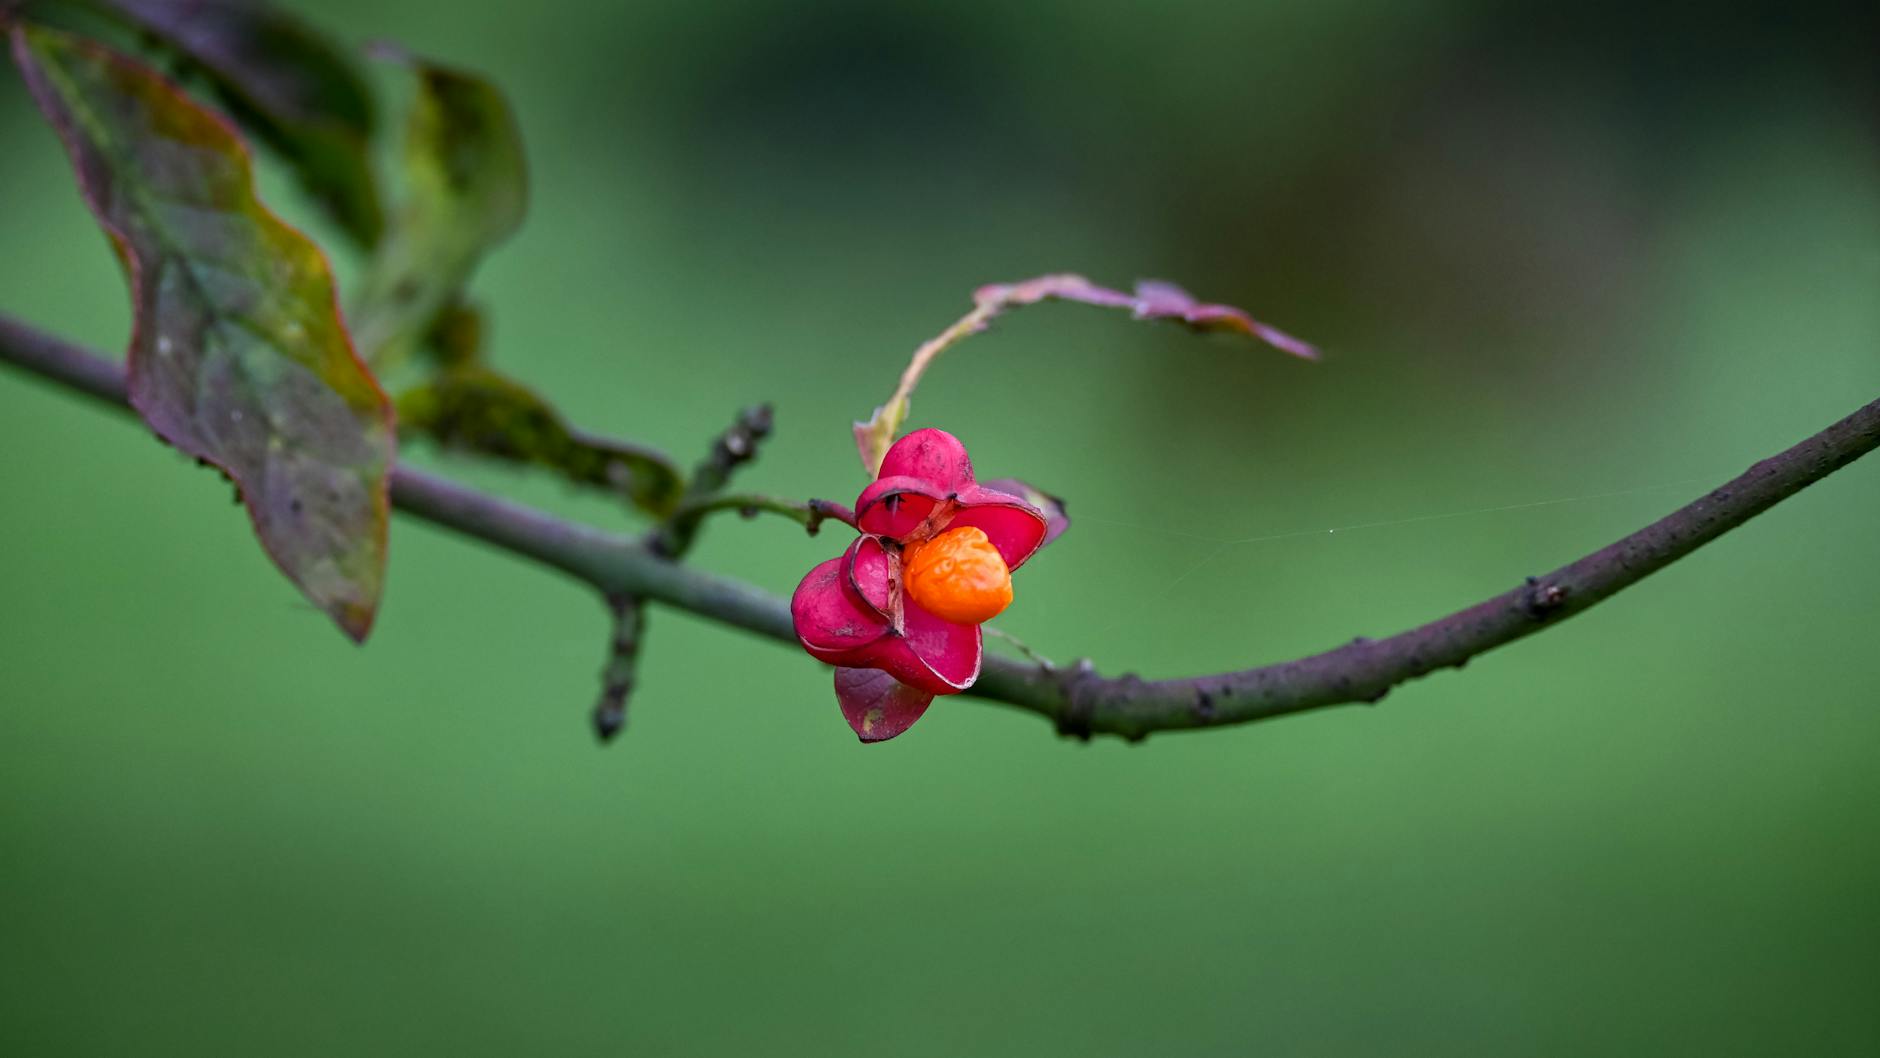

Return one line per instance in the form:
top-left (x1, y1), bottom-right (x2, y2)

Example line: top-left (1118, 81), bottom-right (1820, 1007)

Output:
top-left (902, 525), bottom-right (1012, 625)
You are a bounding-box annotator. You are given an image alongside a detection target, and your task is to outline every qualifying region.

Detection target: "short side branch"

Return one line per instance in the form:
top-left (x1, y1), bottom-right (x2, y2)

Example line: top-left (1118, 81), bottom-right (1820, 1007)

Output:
top-left (592, 592), bottom-right (646, 742)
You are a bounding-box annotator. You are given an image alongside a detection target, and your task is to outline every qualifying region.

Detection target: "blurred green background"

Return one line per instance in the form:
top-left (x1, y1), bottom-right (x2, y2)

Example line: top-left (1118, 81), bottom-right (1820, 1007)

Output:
top-left (3, 0), bottom-right (1878, 1053)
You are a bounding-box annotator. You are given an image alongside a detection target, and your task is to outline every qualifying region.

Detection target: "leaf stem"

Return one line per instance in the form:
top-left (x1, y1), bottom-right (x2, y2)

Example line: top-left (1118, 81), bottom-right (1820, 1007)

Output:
top-left (670, 494), bottom-right (857, 535)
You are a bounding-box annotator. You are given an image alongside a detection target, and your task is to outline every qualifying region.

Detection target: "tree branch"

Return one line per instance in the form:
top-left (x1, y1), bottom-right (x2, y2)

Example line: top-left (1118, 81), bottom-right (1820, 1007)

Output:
top-left (3, 313), bottom-right (1876, 740)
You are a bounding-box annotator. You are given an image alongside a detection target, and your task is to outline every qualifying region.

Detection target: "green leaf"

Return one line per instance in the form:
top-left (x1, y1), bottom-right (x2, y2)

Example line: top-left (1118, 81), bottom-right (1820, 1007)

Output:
top-left (85, 0), bottom-right (385, 247)
top-left (11, 22), bottom-right (396, 642)
top-left (352, 48), bottom-right (527, 370)
top-left (398, 367), bottom-right (684, 517)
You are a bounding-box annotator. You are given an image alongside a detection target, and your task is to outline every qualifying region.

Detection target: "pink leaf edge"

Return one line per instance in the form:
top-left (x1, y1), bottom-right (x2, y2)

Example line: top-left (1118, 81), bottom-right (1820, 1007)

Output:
top-left (974, 273), bottom-right (1317, 360)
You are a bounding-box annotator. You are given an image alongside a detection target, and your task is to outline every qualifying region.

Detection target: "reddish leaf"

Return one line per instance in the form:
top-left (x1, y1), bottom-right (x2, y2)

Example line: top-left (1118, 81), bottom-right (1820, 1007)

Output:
top-left (1130, 280), bottom-right (1319, 359)
top-left (92, 0), bottom-right (384, 246)
top-left (833, 667), bottom-right (935, 743)
top-left (12, 24), bottom-right (396, 642)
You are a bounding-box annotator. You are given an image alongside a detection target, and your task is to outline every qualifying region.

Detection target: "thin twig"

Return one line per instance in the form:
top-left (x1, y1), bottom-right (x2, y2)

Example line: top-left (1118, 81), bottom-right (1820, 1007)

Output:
top-left (651, 403), bottom-right (774, 556)
top-left (3, 314), bottom-right (1876, 741)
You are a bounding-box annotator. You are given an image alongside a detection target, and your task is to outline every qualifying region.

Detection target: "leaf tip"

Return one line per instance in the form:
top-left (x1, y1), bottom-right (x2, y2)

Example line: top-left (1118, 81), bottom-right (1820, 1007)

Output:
top-left (1257, 325), bottom-right (1321, 361)
top-left (335, 601), bottom-right (379, 645)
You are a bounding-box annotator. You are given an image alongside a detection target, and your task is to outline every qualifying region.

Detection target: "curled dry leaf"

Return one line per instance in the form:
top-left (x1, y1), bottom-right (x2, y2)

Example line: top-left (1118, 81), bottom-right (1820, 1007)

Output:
top-left (854, 273), bottom-right (1314, 474)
